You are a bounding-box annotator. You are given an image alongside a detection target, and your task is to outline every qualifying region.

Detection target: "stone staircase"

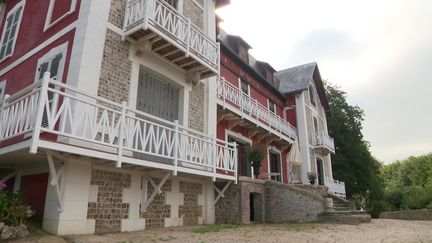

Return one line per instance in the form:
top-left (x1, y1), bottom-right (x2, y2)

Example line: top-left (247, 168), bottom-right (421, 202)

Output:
top-left (319, 193), bottom-right (371, 225)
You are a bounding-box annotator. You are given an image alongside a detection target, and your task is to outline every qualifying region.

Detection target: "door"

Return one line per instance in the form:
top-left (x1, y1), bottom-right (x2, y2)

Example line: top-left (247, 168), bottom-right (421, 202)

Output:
top-left (316, 158), bottom-right (324, 185)
top-left (228, 137), bottom-right (250, 177)
top-left (269, 152), bottom-right (281, 182)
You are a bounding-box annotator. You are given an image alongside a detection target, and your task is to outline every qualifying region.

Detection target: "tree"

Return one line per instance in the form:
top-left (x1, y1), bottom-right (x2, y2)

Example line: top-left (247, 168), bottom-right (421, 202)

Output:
top-left (325, 82), bottom-right (383, 202)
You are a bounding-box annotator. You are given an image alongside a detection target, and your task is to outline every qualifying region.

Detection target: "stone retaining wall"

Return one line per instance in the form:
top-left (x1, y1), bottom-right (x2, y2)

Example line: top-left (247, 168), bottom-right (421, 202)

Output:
top-left (379, 209), bottom-right (432, 220)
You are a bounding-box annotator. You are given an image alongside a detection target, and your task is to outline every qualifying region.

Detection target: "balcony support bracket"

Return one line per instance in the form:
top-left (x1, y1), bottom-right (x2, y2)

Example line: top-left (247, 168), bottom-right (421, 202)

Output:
top-left (46, 151), bottom-right (66, 212)
top-left (213, 181), bottom-right (232, 205)
top-left (141, 171), bottom-right (171, 213)
top-left (135, 39), bottom-right (153, 57)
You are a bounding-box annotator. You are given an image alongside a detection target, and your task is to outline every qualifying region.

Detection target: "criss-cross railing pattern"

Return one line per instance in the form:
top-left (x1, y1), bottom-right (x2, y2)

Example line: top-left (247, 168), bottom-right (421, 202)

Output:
top-left (216, 77), bottom-right (296, 141)
top-left (123, 0), bottom-right (220, 72)
top-left (0, 74), bottom-right (237, 180)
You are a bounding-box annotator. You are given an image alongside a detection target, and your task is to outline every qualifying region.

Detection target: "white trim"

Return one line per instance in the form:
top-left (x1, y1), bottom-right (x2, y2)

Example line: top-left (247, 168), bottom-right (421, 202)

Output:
top-left (107, 22), bottom-right (124, 36)
top-left (0, 21), bottom-right (77, 77)
top-left (44, 0), bottom-right (77, 32)
top-left (33, 42), bottom-right (68, 83)
top-left (267, 146), bottom-right (283, 182)
top-left (225, 129), bottom-right (252, 145)
top-left (0, 0), bottom-right (25, 62)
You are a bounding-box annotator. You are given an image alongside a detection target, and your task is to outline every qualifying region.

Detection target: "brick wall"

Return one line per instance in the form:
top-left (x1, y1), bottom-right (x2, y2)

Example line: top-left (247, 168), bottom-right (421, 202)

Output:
top-left (87, 170), bottom-right (131, 233)
top-left (179, 181), bottom-right (203, 225)
top-left (188, 82), bottom-right (205, 132)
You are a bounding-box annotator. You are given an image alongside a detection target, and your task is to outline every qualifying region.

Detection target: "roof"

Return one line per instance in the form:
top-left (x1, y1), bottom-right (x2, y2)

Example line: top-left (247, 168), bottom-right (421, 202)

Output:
top-left (276, 63), bottom-right (331, 115)
top-left (215, 0), bottom-right (230, 9)
top-left (275, 63), bottom-right (317, 95)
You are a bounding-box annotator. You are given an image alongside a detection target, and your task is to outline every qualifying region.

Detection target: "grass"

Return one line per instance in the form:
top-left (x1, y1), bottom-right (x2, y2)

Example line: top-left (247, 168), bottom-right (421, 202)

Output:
top-left (192, 224), bottom-right (240, 234)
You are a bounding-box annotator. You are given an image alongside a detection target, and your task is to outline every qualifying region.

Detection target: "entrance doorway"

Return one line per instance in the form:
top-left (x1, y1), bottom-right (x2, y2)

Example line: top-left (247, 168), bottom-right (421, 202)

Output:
top-left (228, 137), bottom-right (251, 177)
top-left (249, 193), bottom-right (262, 222)
top-left (316, 158), bottom-right (324, 185)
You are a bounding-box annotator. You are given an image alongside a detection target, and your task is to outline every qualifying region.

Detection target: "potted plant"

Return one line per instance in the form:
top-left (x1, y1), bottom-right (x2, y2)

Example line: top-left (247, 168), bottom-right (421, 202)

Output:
top-left (246, 146), bottom-right (264, 178)
top-left (307, 172), bottom-right (317, 185)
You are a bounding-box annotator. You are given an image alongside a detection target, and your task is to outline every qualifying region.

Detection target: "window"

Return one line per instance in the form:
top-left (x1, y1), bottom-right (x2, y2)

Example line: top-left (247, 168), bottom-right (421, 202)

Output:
top-left (0, 1), bottom-right (24, 61)
top-left (309, 84), bottom-right (316, 106)
top-left (35, 43), bottom-right (67, 127)
top-left (0, 80), bottom-right (6, 107)
top-left (137, 69), bottom-right (180, 122)
top-left (268, 99), bottom-right (276, 113)
top-left (240, 79), bottom-right (249, 95)
top-left (44, 0), bottom-right (77, 31)
top-left (269, 152), bottom-right (281, 182)
top-left (313, 117), bottom-right (318, 133)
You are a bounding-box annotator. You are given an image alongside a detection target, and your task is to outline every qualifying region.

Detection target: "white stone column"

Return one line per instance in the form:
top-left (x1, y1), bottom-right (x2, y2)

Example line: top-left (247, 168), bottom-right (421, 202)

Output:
top-left (122, 173), bottom-right (146, 231)
top-left (202, 180), bottom-right (215, 224)
top-left (165, 177), bottom-right (184, 227)
top-left (42, 158), bottom-right (94, 235)
top-left (295, 92), bottom-right (311, 184)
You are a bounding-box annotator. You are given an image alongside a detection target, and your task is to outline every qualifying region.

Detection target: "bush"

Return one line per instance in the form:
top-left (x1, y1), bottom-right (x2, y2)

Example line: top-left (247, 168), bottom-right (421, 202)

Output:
top-left (0, 183), bottom-right (34, 226)
top-left (368, 200), bottom-right (391, 218)
top-left (383, 189), bottom-right (404, 210)
top-left (402, 184), bottom-right (432, 210)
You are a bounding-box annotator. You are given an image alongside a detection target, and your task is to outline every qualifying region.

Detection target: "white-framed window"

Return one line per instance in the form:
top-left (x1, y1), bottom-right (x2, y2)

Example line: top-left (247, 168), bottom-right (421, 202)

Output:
top-left (0, 80), bottom-right (6, 107)
top-left (268, 99), bottom-right (276, 113)
top-left (44, 0), bottom-right (77, 32)
top-left (35, 43), bottom-right (68, 82)
top-left (0, 1), bottom-right (25, 61)
top-left (239, 78), bottom-right (249, 95)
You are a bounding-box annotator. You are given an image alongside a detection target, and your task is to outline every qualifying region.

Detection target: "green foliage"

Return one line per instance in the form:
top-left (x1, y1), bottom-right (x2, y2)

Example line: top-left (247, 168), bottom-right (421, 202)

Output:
top-left (380, 154), bottom-right (432, 210)
top-left (245, 146), bottom-right (264, 165)
top-left (0, 183), bottom-right (34, 226)
top-left (368, 200), bottom-right (391, 218)
top-left (324, 82), bottom-right (383, 204)
top-left (307, 172), bottom-right (317, 184)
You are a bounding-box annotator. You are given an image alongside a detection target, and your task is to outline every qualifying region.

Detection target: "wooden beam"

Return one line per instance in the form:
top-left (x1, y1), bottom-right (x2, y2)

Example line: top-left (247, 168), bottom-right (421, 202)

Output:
top-left (153, 43), bottom-right (171, 52)
top-left (228, 119), bottom-right (242, 129)
top-left (163, 49), bottom-right (181, 57)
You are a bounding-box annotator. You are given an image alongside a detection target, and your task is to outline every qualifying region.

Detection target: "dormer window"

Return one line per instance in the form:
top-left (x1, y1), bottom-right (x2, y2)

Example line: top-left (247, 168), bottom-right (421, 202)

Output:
top-left (309, 85), bottom-right (316, 107)
top-left (238, 45), bottom-right (248, 63)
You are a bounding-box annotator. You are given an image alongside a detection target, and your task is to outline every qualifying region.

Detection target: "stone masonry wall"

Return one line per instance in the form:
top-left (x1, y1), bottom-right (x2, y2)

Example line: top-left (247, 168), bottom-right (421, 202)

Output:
top-left (108, 0), bottom-right (126, 29)
top-left (379, 209), bottom-right (432, 220)
top-left (179, 181), bottom-right (203, 225)
top-left (183, 0), bottom-right (204, 30)
top-left (87, 170), bottom-right (131, 233)
top-left (265, 181), bottom-right (325, 223)
top-left (188, 82), bottom-right (205, 132)
top-left (215, 182), bottom-right (242, 224)
top-left (98, 29), bottom-right (131, 103)
top-left (140, 178), bottom-right (172, 228)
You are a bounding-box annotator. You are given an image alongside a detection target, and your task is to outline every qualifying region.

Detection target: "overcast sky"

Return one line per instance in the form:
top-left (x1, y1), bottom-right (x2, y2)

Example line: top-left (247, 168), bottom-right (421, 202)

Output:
top-left (217, 0), bottom-right (432, 163)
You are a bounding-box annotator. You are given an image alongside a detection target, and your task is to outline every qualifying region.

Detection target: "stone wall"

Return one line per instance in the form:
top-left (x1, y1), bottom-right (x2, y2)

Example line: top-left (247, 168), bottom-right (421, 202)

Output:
top-left (87, 170), bottom-right (131, 233)
top-left (294, 184), bottom-right (328, 198)
top-left (188, 82), bottom-right (205, 132)
top-left (98, 29), bottom-right (131, 103)
top-left (140, 179), bottom-right (172, 228)
top-left (179, 181), bottom-right (203, 225)
top-left (215, 178), bottom-right (326, 224)
top-left (183, 0), bottom-right (204, 30)
top-left (379, 209), bottom-right (432, 220)
top-left (108, 0), bottom-right (126, 29)
top-left (265, 181), bottom-right (325, 223)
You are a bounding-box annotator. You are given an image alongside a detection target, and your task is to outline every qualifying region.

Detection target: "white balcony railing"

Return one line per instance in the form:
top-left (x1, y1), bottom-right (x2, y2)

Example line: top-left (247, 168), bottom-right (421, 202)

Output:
top-left (324, 177), bottom-right (346, 198)
top-left (315, 132), bottom-right (335, 153)
top-left (216, 77), bottom-right (296, 141)
top-left (0, 73), bottom-right (237, 181)
top-left (123, 0), bottom-right (220, 73)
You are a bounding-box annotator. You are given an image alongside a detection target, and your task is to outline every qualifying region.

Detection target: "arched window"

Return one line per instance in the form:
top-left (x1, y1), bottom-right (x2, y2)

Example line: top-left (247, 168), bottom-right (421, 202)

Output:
top-left (309, 85), bottom-right (316, 106)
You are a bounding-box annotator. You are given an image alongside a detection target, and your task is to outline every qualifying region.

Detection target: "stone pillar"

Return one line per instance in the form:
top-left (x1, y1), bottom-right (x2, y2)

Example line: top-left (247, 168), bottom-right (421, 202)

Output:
top-left (42, 159), bottom-right (94, 235)
top-left (122, 173), bottom-right (145, 231)
top-left (202, 180), bottom-right (215, 224)
top-left (165, 178), bottom-right (184, 227)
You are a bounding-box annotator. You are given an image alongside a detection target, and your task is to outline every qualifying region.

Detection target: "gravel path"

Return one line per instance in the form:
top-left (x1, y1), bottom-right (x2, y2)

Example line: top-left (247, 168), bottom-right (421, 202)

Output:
top-left (11, 219), bottom-right (432, 243)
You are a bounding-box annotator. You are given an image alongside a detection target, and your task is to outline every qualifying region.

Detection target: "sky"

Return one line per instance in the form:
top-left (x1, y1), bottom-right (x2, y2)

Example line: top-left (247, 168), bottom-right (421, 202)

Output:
top-left (216, 0), bottom-right (432, 163)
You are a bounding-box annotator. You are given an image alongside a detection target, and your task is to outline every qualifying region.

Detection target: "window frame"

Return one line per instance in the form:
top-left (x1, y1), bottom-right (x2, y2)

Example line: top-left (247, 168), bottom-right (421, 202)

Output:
top-left (267, 147), bottom-right (283, 182)
top-left (239, 78), bottom-right (250, 96)
top-left (267, 99), bottom-right (276, 113)
top-left (34, 42), bottom-right (68, 83)
top-left (44, 0), bottom-right (77, 32)
top-left (0, 0), bottom-right (25, 62)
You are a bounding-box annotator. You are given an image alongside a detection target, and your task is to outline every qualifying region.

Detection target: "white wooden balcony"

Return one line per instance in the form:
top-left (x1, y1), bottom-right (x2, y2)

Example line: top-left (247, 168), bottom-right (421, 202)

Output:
top-left (324, 177), bottom-right (346, 198)
top-left (314, 132), bottom-right (335, 154)
top-left (216, 77), bottom-right (296, 143)
top-left (123, 0), bottom-right (220, 81)
top-left (0, 74), bottom-right (237, 181)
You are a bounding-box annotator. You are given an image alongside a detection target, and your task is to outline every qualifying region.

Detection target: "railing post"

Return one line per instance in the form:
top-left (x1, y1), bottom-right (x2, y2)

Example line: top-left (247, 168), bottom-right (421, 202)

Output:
top-left (212, 134), bottom-right (217, 181)
top-left (186, 18), bottom-right (191, 57)
top-left (173, 120), bottom-right (179, 176)
top-left (143, 0), bottom-right (153, 30)
top-left (0, 94), bottom-right (9, 139)
top-left (222, 77), bottom-right (226, 109)
top-left (233, 141), bottom-right (238, 184)
top-left (255, 99), bottom-right (259, 126)
top-left (117, 101), bottom-right (127, 168)
top-left (30, 72), bottom-right (50, 154)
